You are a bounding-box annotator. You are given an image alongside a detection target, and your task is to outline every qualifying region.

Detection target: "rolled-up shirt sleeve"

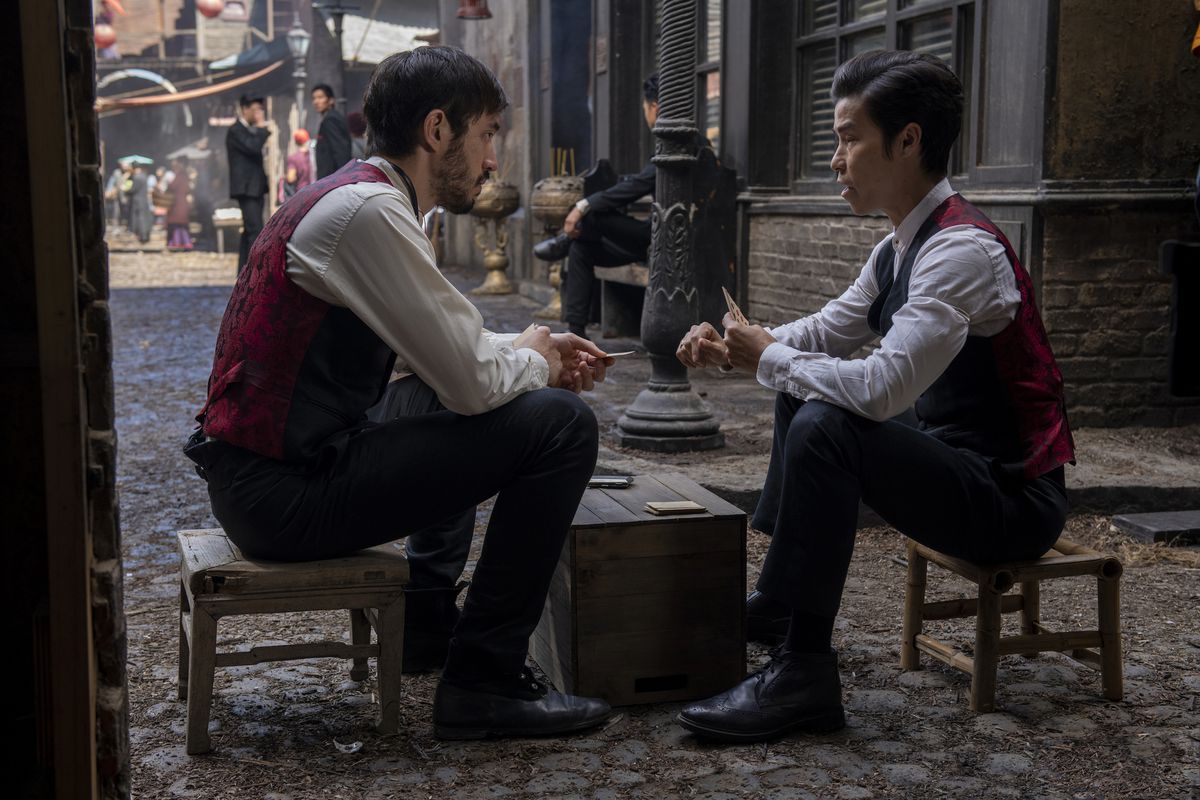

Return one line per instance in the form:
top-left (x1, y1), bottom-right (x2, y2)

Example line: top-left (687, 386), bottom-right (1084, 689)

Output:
top-left (755, 228), bottom-right (1015, 422)
top-left (289, 191), bottom-right (548, 415)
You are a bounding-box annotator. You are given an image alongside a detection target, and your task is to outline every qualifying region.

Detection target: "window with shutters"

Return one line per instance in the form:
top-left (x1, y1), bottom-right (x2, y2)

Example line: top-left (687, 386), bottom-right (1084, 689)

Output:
top-left (795, 0), bottom-right (977, 188)
top-left (697, 0), bottom-right (722, 152)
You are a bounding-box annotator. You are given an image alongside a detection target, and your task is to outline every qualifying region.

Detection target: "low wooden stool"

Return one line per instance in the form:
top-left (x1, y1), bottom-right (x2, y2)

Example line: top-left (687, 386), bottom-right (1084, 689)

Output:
top-left (900, 536), bottom-right (1123, 712)
top-left (177, 528), bottom-right (409, 754)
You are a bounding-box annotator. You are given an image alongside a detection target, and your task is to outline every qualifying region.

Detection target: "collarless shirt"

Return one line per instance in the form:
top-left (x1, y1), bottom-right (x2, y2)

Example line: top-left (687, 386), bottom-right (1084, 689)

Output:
top-left (285, 156), bottom-right (548, 416)
top-left (757, 178), bottom-right (1020, 422)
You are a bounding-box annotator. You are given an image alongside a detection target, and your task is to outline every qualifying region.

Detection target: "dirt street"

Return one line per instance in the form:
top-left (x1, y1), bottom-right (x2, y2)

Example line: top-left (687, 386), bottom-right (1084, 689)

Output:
top-left (112, 250), bottom-right (1199, 799)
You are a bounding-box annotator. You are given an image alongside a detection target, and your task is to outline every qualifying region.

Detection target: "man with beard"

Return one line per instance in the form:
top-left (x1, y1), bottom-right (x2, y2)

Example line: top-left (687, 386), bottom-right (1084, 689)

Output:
top-left (186, 46), bottom-right (615, 739)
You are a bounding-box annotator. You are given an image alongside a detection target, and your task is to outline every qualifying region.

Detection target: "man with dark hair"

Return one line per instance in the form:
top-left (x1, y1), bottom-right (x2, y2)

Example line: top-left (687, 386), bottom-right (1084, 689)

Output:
top-left (532, 73), bottom-right (660, 339)
top-left (187, 46), bottom-right (615, 739)
top-left (312, 83), bottom-right (352, 178)
top-left (674, 50), bottom-right (1074, 742)
top-left (226, 93), bottom-right (270, 272)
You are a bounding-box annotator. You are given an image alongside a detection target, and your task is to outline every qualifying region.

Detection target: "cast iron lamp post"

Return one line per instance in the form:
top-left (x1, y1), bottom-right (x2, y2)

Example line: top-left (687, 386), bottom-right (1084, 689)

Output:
top-left (286, 13), bottom-right (311, 130)
top-left (616, 0), bottom-right (723, 452)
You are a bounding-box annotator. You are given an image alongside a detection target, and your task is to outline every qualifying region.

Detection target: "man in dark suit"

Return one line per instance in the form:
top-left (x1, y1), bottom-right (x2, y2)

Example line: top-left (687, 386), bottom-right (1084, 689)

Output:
top-left (533, 73), bottom-right (659, 340)
top-left (312, 83), bottom-right (352, 179)
top-left (226, 94), bottom-right (271, 272)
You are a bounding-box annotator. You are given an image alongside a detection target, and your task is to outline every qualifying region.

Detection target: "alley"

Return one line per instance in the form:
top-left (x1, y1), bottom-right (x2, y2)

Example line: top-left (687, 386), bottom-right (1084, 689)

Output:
top-left (113, 250), bottom-right (1198, 799)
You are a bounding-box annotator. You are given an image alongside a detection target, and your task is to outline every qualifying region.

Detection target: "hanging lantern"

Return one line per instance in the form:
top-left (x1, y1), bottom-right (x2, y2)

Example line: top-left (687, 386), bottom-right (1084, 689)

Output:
top-left (456, 0), bottom-right (492, 20)
top-left (196, 0), bottom-right (224, 19)
top-left (95, 22), bottom-right (117, 49)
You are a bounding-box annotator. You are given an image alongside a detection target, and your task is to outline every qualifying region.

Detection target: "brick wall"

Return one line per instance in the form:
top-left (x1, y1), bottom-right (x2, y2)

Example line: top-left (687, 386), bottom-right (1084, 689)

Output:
top-left (1041, 209), bottom-right (1199, 427)
top-left (744, 208), bottom-right (1200, 427)
top-left (746, 213), bottom-right (890, 327)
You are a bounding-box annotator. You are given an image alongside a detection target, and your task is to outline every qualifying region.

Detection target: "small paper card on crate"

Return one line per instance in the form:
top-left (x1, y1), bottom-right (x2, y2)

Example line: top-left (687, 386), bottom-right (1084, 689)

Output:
top-left (644, 500), bottom-right (707, 515)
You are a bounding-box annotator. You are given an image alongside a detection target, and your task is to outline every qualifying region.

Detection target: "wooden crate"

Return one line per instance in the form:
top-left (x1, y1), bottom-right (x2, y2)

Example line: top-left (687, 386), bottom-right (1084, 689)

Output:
top-left (531, 473), bottom-right (746, 706)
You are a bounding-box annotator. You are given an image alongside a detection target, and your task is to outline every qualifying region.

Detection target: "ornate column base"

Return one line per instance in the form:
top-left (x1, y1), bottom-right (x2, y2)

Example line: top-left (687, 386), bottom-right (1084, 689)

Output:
top-left (471, 254), bottom-right (515, 295)
top-left (616, 378), bottom-right (725, 453)
top-left (533, 261), bottom-right (563, 320)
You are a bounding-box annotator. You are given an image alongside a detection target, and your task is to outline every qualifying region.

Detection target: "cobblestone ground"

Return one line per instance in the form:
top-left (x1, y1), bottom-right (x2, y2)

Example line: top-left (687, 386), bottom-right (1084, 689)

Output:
top-left (112, 246), bottom-right (1200, 799)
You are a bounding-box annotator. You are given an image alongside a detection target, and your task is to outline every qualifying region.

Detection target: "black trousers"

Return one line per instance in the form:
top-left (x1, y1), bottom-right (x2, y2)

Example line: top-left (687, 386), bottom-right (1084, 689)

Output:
top-left (186, 378), bottom-right (598, 680)
top-left (235, 195), bottom-right (265, 273)
top-left (564, 211), bottom-right (651, 332)
top-left (752, 395), bottom-right (1068, 619)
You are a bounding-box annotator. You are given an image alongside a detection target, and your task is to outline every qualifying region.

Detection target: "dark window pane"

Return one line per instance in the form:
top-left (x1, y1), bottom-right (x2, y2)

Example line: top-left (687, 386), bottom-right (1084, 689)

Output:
top-left (900, 0), bottom-right (943, 7)
top-left (804, 0), bottom-right (838, 34)
top-left (845, 27), bottom-right (886, 59)
top-left (847, 0), bottom-right (887, 22)
top-left (803, 42), bottom-right (838, 175)
top-left (701, 0), bottom-right (721, 63)
top-left (703, 70), bottom-right (721, 151)
top-left (899, 10), bottom-right (954, 64)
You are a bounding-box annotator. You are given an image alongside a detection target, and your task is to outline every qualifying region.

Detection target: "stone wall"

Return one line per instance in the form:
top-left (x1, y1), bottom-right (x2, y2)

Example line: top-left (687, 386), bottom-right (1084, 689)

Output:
top-left (1041, 208), bottom-right (1199, 427)
top-left (70, 0), bottom-right (130, 794)
top-left (746, 212), bottom-right (889, 328)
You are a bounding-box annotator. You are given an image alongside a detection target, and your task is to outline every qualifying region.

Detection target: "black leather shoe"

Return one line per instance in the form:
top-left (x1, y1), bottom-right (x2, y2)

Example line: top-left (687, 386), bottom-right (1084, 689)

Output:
top-left (402, 583), bottom-right (467, 674)
top-left (533, 233), bottom-right (572, 261)
top-left (433, 668), bottom-right (611, 740)
top-left (676, 648), bottom-right (846, 742)
top-left (747, 590), bottom-right (791, 645)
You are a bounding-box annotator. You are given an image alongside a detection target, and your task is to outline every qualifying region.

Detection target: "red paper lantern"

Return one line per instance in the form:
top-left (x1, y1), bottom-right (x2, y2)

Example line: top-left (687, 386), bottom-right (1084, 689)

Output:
top-left (94, 23), bottom-right (116, 49)
top-left (196, 0), bottom-right (224, 19)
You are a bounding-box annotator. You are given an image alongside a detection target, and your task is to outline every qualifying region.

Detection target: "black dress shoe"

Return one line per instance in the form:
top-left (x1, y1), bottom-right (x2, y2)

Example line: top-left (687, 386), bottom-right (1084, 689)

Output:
top-left (746, 590), bottom-right (791, 645)
top-left (433, 668), bottom-right (611, 740)
top-left (402, 583), bottom-right (467, 674)
top-left (676, 648), bottom-right (845, 742)
top-left (533, 233), bottom-right (572, 261)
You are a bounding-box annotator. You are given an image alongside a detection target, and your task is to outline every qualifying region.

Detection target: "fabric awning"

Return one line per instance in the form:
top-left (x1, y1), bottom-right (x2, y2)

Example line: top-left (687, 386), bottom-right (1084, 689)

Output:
top-left (96, 60), bottom-right (284, 111)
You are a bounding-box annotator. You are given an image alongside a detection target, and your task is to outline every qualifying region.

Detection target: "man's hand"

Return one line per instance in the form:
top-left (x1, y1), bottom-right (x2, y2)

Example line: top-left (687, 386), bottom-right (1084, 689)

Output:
top-left (562, 207), bottom-right (584, 239)
top-left (676, 322), bottom-right (730, 369)
top-left (514, 325), bottom-right (563, 386)
top-left (514, 327), bottom-right (613, 392)
top-left (549, 332), bottom-right (611, 392)
top-left (723, 312), bottom-right (777, 372)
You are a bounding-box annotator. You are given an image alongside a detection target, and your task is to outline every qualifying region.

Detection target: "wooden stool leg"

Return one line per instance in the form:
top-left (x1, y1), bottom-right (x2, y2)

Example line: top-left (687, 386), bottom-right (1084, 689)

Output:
top-left (1098, 576), bottom-right (1123, 701)
top-left (349, 609), bottom-right (370, 682)
top-left (971, 583), bottom-right (1002, 712)
top-left (1019, 580), bottom-right (1041, 659)
top-left (900, 543), bottom-right (927, 671)
top-left (374, 596), bottom-right (405, 734)
top-left (178, 583), bottom-right (191, 701)
top-left (185, 606), bottom-right (218, 754)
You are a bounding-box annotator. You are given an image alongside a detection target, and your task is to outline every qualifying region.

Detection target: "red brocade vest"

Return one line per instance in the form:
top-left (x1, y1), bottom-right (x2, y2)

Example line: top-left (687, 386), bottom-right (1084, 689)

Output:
top-left (197, 161), bottom-right (403, 461)
top-left (866, 194), bottom-right (1075, 480)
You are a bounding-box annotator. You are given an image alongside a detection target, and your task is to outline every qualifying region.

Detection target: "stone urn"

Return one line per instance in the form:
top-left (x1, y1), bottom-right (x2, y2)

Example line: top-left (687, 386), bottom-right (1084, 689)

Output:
top-left (528, 175), bottom-right (584, 318)
top-left (469, 177), bottom-right (521, 295)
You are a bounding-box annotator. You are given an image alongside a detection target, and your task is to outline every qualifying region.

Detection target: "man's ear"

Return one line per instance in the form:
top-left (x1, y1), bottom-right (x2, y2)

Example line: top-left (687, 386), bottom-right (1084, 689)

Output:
top-left (422, 109), bottom-right (448, 154)
top-left (898, 122), bottom-right (923, 161)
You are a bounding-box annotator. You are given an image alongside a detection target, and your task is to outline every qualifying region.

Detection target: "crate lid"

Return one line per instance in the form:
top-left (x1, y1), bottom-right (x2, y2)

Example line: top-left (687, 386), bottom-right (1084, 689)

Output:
top-left (571, 473), bottom-right (745, 528)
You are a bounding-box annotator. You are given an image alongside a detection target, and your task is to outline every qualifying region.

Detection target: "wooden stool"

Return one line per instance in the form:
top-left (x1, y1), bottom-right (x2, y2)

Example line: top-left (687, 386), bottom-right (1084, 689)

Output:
top-left (177, 528), bottom-right (409, 754)
top-left (900, 536), bottom-right (1123, 712)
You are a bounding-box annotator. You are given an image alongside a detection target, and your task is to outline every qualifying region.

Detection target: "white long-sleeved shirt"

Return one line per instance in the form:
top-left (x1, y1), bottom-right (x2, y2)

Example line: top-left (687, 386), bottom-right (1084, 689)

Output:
top-left (285, 157), bottom-right (548, 416)
top-left (757, 179), bottom-right (1021, 422)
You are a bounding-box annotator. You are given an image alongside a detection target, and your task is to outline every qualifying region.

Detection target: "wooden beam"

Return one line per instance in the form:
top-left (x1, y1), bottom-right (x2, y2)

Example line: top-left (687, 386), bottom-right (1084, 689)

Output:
top-left (20, 0), bottom-right (98, 797)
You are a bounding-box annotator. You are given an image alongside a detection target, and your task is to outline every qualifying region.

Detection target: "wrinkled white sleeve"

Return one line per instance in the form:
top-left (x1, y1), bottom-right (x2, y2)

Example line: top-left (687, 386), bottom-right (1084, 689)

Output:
top-left (289, 192), bottom-right (548, 415)
top-left (755, 228), bottom-right (1017, 421)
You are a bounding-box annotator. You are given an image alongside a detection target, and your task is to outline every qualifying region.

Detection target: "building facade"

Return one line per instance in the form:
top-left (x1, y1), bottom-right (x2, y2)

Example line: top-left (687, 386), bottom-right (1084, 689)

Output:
top-left (444, 0), bottom-right (1200, 426)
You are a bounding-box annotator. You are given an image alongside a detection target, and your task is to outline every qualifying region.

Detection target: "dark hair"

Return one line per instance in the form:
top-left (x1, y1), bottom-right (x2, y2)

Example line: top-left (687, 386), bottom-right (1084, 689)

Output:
top-left (363, 46), bottom-right (509, 158)
top-left (830, 50), bottom-right (963, 176)
top-left (643, 72), bottom-right (659, 103)
top-left (346, 111), bottom-right (367, 137)
top-left (312, 83), bottom-right (335, 100)
top-left (239, 94), bottom-right (264, 108)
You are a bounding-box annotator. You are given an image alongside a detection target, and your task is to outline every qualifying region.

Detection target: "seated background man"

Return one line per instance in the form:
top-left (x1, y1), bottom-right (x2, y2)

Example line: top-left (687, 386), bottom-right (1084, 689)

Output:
top-left (533, 73), bottom-right (659, 340)
top-left (674, 49), bottom-right (1074, 743)
top-left (186, 46), bottom-right (615, 740)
